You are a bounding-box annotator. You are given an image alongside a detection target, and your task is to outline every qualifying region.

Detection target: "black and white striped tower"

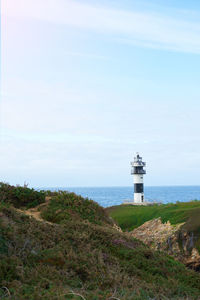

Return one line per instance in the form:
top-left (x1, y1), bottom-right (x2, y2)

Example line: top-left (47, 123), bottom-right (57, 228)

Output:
top-left (131, 153), bottom-right (146, 203)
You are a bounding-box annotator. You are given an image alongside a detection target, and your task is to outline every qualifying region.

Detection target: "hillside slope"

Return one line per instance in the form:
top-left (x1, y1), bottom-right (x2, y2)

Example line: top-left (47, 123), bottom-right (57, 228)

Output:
top-left (107, 202), bottom-right (200, 272)
top-left (1, 185), bottom-right (200, 299)
top-left (106, 202), bottom-right (200, 232)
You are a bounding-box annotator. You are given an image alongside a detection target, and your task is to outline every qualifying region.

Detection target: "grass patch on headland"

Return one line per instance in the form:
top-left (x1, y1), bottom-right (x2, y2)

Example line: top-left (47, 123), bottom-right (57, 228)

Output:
top-left (1, 184), bottom-right (200, 299)
top-left (106, 201), bottom-right (200, 231)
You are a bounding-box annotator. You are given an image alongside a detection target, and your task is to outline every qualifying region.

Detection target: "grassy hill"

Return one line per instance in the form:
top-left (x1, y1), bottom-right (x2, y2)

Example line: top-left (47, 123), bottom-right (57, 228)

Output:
top-left (106, 201), bottom-right (200, 232)
top-left (1, 184), bottom-right (200, 299)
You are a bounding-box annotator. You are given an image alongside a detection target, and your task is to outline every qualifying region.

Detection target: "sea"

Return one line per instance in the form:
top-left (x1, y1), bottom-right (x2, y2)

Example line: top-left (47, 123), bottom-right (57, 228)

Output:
top-left (44, 186), bottom-right (200, 208)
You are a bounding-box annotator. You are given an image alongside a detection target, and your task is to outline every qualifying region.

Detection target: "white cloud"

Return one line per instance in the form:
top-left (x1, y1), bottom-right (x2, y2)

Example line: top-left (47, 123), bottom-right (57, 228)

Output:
top-left (3, 0), bottom-right (200, 54)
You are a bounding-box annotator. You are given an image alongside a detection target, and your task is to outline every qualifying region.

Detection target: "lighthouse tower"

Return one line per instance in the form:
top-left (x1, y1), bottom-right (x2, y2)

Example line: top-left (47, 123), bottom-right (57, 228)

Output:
top-left (131, 153), bottom-right (146, 203)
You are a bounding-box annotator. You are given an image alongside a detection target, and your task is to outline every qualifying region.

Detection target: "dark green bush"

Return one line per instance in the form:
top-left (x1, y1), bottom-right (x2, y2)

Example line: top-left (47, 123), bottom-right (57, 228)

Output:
top-left (41, 191), bottom-right (113, 226)
top-left (0, 182), bottom-right (45, 209)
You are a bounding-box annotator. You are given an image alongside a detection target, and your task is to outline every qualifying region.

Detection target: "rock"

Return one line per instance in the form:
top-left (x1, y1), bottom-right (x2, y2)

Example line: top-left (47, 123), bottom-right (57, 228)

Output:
top-left (185, 248), bottom-right (200, 271)
top-left (130, 218), bottom-right (182, 252)
top-left (113, 223), bottom-right (122, 232)
top-left (130, 218), bottom-right (200, 271)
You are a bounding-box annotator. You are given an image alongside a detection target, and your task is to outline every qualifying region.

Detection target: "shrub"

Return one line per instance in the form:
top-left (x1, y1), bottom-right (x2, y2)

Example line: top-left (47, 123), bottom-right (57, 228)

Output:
top-left (0, 182), bottom-right (45, 209)
top-left (41, 191), bottom-right (113, 226)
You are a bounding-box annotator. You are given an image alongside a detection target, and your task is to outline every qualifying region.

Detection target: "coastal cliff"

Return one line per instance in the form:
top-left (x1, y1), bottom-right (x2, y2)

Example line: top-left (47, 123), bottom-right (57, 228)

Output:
top-left (107, 202), bottom-right (200, 272)
top-left (130, 218), bottom-right (200, 271)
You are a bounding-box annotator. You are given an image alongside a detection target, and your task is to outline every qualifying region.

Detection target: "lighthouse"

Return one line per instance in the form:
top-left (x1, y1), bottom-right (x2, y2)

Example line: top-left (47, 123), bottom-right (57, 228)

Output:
top-left (131, 153), bottom-right (146, 203)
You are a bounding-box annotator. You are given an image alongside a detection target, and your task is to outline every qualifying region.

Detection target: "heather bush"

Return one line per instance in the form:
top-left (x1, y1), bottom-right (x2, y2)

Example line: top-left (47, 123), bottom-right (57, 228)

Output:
top-left (41, 191), bottom-right (113, 226)
top-left (0, 182), bottom-right (45, 209)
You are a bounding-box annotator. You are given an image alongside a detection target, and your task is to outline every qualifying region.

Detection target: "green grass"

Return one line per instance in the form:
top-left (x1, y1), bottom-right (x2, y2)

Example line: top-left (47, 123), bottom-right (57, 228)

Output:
top-left (1, 185), bottom-right (200, 299)
top-left (106, 201), bottom-right (200, 231)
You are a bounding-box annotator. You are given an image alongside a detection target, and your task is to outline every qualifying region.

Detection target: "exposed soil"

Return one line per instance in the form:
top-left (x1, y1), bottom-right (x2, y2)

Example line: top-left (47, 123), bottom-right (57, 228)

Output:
top-left (17, 197), bottom-right (52, 224)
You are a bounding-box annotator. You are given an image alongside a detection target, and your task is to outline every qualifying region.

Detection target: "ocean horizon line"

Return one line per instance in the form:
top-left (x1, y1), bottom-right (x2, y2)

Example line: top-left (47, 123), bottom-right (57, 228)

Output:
top-left (37, 184), bottom-right (200, 189)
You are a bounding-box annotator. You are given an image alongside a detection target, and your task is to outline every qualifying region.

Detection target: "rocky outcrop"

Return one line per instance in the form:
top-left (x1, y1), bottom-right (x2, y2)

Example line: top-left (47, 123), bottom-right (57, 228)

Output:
top-left (130, 218), bottom-right (200, 271)
top-left (113, 223), bottom-right (123, 232)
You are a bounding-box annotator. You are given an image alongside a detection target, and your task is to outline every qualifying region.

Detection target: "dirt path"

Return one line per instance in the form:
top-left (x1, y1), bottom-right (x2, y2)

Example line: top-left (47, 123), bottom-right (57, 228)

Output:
top-left (17, 197), bottom-right (52, 225)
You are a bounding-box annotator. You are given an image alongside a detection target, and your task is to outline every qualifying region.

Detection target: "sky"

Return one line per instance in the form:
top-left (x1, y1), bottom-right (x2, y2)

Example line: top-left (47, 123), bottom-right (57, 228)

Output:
top-left (1, 0), bottom-right (200, 187)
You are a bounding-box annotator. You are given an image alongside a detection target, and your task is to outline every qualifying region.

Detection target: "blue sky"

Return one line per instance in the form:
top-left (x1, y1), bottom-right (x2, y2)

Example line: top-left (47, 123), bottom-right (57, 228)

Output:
top-left (1, 0), bottom-right (200, 187)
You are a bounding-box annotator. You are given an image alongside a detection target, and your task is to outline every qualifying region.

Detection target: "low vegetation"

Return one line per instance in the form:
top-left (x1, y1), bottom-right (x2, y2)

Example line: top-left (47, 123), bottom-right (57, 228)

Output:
top-left (0, 182), bottom-right (45, 209)
top-left (1, 183), bottom-right (200, 299)
top-left (40, 191), bottom-right (113, 226)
